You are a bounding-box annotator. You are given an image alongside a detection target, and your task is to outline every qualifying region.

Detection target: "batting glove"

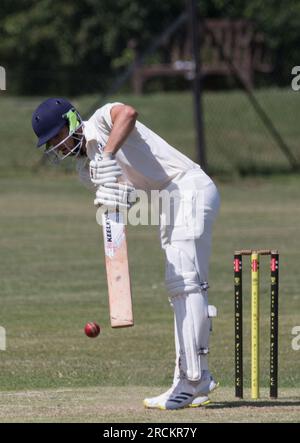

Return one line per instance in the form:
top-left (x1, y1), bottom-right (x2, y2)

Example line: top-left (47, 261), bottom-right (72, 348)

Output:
top-left (89, 152), bottom-right (122, 186)
top-left (94, 183), bottom-right (138, 209)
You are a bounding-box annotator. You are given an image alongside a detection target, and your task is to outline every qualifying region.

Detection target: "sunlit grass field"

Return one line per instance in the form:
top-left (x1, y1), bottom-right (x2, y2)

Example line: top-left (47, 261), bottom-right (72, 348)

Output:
top-left (0, 90), bottom-right (299, 421)
top-left (0, 173), bottom-right (299, 421)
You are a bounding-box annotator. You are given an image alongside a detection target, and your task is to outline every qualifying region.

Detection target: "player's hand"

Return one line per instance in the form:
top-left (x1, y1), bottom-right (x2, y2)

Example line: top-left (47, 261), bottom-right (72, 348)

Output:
top-left (89, 153), bottom-right (122, 186)
top-left (94, 183), bottom-right (137, 209)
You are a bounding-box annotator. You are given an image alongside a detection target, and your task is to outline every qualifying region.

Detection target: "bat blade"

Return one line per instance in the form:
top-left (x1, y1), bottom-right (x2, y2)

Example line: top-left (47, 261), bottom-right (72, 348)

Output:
top-left (102, 210), bottom-right (133, 328)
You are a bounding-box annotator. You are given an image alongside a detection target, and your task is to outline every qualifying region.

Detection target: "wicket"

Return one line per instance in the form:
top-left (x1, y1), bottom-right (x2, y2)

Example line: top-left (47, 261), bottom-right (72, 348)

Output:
top-left (234, 249), bottom-right (279, 400)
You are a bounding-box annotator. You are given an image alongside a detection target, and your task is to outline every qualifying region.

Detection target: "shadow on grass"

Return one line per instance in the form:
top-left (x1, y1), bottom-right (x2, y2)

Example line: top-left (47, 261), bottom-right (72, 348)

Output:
top-left (207, 400), bottom-right (300, 409)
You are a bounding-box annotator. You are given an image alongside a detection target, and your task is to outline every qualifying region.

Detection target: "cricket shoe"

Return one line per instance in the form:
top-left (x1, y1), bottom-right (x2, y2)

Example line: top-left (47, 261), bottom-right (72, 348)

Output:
top-left (188, 372), bottom-right (219, 407)
top-left (143, 387), bottom-right (210, 410)
top-left (143, 372), bottom-right (215, 410)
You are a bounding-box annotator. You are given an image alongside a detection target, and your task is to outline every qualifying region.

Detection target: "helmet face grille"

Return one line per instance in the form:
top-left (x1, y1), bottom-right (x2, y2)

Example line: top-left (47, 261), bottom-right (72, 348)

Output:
top-left (43, 112), bottom-right (84, 164)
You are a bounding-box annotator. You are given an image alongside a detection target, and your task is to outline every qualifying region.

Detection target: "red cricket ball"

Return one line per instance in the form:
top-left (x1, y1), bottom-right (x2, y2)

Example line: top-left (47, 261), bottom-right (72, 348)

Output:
top-left (84, 322), bottom-right (100, 338)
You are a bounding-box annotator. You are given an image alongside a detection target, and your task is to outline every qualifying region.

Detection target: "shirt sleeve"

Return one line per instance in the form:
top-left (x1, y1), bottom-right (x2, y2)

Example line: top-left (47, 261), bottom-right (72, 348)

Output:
top-left (94, 102), bottom-right (123, 134)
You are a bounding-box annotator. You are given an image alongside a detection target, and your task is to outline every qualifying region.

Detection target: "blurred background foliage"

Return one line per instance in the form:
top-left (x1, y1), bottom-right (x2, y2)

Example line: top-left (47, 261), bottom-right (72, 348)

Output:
top-left (1, 0), bottom-right (300, 94)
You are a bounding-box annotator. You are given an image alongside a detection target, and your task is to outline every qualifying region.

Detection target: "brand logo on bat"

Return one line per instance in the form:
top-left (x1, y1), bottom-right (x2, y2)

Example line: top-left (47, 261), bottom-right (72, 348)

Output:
top-left (105, 215), bottom-right (112, 243)
top-left (103, 212), bottom-right (126, 258)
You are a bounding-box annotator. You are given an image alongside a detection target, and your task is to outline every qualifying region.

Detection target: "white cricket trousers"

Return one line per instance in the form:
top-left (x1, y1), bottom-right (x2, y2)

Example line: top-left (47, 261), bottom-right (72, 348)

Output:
top-left (159, 168), bottom-right (220, 381)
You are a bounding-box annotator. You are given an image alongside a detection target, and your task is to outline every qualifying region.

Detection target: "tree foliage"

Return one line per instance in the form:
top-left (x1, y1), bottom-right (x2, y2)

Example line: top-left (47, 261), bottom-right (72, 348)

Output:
top-left (0, 0), bottom-right (299, 94)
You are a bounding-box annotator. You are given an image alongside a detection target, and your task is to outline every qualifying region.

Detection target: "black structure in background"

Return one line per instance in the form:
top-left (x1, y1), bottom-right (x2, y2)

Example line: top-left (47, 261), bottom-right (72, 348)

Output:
top-left (83, 12), bottom-right (188, 119)
top-left (83, 8), bottom-right (298, 173)
top-left (83, 6), bottom-right (208, 172)
top-left (187, 0), bottom-right (207, 172)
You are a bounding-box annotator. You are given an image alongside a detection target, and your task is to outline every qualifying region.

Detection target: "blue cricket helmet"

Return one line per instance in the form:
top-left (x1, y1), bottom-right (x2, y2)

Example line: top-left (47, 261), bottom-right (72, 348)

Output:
top-left (32, 98), bottom-right (75, 147)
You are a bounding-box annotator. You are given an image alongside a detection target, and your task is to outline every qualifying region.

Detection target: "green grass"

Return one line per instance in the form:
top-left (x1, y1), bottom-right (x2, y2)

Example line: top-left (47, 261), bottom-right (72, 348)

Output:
top-left (0, 88), bottom-right (299, 175)
top-left (0, 174), bottom-right (299, 422)
top-left (0, 387), bottom-right (299, 423)
top-left (0, 90), bottom-right (299, 421)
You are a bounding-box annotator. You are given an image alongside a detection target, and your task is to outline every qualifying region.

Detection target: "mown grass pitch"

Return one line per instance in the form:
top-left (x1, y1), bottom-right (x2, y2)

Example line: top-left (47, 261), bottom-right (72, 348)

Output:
top-left (0, 387), bottom-right (299, 423)
top-left (0, 174), bottom-right (299, 422)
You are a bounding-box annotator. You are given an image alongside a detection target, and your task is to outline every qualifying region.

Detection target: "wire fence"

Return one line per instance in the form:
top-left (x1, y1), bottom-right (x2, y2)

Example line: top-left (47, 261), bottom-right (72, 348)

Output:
top-left (203, 86), bottom-right (299, 175)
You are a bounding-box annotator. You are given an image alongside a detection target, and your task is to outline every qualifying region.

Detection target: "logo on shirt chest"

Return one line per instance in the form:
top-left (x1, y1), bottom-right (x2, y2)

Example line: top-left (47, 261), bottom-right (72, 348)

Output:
top-left (97, 141), bottom-right (104, 152)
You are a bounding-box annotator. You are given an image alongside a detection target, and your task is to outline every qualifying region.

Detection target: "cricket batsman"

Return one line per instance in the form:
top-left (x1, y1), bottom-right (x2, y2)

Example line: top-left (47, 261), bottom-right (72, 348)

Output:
top-left (32, 98), bottom-right (220, 410)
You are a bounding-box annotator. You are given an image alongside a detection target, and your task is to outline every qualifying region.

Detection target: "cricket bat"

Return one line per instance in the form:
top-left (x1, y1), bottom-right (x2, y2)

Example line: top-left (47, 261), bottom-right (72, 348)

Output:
top-left (102, 209), bottom-right (134, 328)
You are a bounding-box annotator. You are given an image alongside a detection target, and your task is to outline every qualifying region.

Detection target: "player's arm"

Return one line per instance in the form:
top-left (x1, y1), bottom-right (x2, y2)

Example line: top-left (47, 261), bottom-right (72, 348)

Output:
top-left (89, 104), bottom-right (138, 208)
top-left (103, 105), bottom-right (138, 155)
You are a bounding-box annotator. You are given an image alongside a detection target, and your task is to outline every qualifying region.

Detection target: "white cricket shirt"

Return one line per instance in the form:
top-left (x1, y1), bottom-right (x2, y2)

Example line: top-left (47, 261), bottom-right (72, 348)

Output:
top-left (77, 102), bottom-right (211, 192)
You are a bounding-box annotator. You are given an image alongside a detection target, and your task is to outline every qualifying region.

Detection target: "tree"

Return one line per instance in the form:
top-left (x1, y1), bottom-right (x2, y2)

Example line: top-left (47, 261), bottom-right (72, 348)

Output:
top-left (1, 0), bottom-right (299, 94)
